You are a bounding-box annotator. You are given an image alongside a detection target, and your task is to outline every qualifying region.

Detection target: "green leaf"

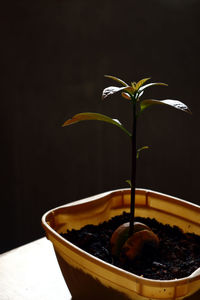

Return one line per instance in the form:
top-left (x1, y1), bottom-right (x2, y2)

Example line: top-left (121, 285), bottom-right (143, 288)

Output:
top-left (140, 99), bottom-right (191, 114)
top-left (125, 180), bottom-right (132, 188)
top-left (62, 112), bottom-right (131, 137)
top-left (137, 146), bottom-right (149, 159)
top-left (104, 75), bottom-right (128, 87)
top-left (138, 82), bottom-right (168, 92)
top-left (131, 82), bottom-right (136, 89)
top-left (135, 78), bottom-right (151, 90)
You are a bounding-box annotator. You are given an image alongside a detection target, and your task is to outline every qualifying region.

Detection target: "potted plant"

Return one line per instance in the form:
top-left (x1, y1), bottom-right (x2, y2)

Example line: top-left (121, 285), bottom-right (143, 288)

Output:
top-left (42, 75), bottom-right (200, 300)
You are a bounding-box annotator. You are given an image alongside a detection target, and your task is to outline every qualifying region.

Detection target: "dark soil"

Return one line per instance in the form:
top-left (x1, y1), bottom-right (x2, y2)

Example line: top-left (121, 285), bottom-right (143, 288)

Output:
top-left (61, 212), bottom-right (200, 280)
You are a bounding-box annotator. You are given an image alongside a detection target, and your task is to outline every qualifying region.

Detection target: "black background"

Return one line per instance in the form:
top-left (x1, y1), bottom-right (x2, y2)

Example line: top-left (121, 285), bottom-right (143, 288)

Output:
top-left (1, 0), bottom-right (200, 253)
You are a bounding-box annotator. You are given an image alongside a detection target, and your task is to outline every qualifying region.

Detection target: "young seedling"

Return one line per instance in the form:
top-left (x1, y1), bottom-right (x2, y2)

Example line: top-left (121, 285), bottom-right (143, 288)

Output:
top-left (63, 75), bottom-right (191, 261)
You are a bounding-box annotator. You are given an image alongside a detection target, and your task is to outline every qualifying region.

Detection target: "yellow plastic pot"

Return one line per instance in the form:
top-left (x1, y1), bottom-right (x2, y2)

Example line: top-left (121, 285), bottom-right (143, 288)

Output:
top-left (42, 189), bottom-right (200, 300)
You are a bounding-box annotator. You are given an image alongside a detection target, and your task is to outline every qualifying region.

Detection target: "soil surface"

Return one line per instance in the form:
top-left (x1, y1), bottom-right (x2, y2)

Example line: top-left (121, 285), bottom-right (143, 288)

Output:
top-left (61, 213), bottom-right (200, 280)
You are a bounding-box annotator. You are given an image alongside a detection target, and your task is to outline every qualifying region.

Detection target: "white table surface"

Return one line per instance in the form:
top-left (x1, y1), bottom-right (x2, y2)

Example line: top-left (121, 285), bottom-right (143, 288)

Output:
top-left (0, 237), bottom-right (71, 300)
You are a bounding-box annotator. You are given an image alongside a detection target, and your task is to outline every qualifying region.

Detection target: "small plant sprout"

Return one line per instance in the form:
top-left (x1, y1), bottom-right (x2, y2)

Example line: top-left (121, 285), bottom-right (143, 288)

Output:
top-left (63, 75), bottom-right (191, 261)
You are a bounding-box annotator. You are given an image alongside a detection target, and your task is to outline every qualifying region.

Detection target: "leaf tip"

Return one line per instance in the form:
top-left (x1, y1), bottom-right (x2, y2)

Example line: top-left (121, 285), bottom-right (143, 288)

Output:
top-left (62, 119), bottom-right (72, 127)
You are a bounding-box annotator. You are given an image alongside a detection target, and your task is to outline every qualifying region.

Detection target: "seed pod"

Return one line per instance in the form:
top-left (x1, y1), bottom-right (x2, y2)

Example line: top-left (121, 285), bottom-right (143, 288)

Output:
top-left (110, 222), bottom-right (153, 257)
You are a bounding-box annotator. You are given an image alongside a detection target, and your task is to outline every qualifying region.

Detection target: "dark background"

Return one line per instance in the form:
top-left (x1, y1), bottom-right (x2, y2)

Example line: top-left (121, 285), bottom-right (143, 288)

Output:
top-left (1, 0), bottom-right (200, 253)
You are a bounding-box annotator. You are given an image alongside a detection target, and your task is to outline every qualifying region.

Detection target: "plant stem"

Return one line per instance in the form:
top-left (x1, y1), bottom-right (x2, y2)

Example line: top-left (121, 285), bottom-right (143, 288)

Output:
top-left (129, 98), bottom-right (137, 236)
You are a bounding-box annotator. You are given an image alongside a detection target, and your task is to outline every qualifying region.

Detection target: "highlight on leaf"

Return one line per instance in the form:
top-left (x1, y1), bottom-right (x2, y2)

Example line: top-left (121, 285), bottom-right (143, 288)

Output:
top-left (62, 112), bottom-right (131, 137)
top-left (140, 99), bottom-right (191, 114)
top-left (138, 82), bottom-right (168, 93)
top-left (102, 86), bottom-right (134, 100)
top-left (102, 86), bottom-right (128, 100)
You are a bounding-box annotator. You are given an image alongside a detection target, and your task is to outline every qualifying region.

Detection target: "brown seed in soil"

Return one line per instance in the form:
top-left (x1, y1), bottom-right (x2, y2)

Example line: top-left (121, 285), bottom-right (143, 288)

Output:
top-left (110, 221), bottom-right (158, 259)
